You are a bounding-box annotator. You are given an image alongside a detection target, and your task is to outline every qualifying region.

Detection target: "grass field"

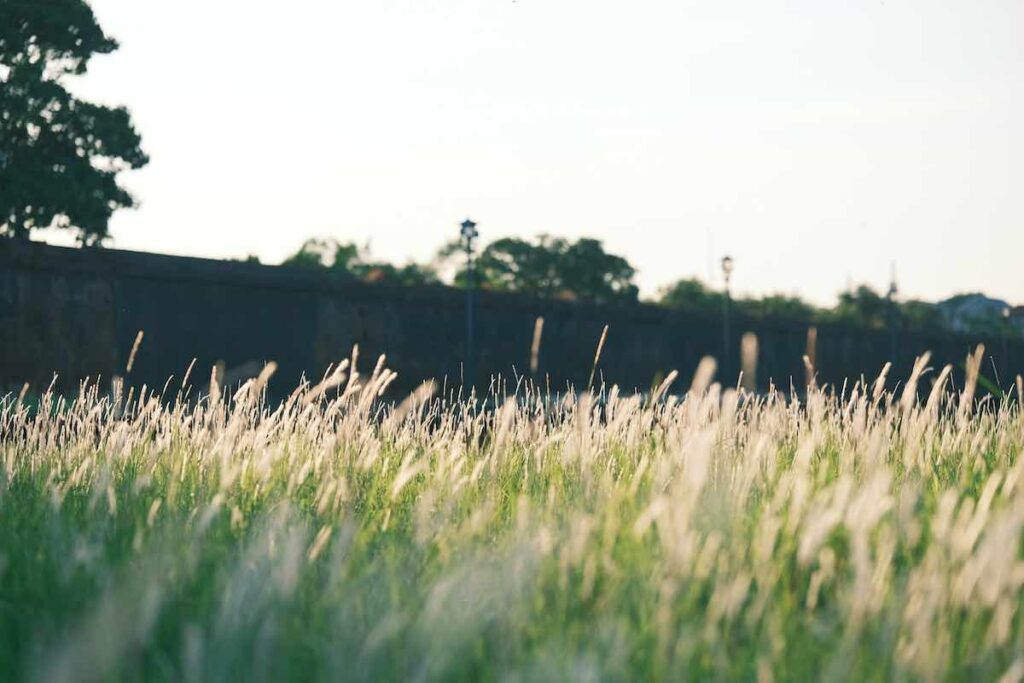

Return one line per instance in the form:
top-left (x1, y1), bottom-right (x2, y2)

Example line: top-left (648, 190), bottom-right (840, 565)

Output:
top-left (2, 348), bottom-right (1024, 681)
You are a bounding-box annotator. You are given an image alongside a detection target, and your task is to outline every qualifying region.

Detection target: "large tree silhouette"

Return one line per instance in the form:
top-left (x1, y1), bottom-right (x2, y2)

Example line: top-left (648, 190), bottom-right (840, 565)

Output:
top-left (442, 235), bottom-right (638, 303)
top-left (0, 0), bottom-right (147, 244)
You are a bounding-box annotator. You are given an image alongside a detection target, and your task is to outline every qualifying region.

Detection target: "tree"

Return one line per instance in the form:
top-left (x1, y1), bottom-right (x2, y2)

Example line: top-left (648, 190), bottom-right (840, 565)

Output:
top-left (825, 285), bottom-right (891, 329)
top-left (658, 278), bottom-right (724, 311)
top-left (740, 294), bottom-right (817, 322)
top-left (0, 0), bottom-right (147, 244)
top-left (282, 237), bottom-right (438, 286)
top-left (282, 238), bottom-right (348, 271)
top-left (659, 279), bottom-right (817, 322)
top-left (445, 235), bottom-right (638, 303)
top-left (899, 299), bottom-right (946, 334)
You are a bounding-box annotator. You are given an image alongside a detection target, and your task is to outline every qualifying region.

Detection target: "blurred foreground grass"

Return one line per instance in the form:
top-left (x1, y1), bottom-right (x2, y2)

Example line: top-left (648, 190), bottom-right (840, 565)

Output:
top-left (2, 351), bottom-right (1024, 681)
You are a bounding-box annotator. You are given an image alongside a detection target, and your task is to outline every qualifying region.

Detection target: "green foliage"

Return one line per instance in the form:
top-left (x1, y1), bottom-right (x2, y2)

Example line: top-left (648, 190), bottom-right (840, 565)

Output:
top-left (283, 237), bottom-right (439, 286)
top-left (825, 286), bottom-right (954, 334)
top-left (281, 237), bottom-right (349, 271)
top-left (899, 299), bottom-right (947, 334)
top-left (455, 235), bottom-right (639, 303)
top-left (659, 278), bottom-right (816, 322)
top-left (658, 278), bottom-right (724, 311)
top-left (227, 253), bottom-right (261, 264)
top-left (284, 235), bottom-right (1013, 342)
top-left (825, 285), bottom-right (893, 329)
top-left (659, 280), bottom-right (985, 336)
top-left (743, 293), bottom-right (817, 321)
top-left (0, 0), bottom-right (148, 244)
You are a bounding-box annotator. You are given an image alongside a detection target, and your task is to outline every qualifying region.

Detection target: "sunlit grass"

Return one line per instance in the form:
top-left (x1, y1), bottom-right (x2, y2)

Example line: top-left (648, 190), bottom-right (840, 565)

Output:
top-left (2, 348), bottom-right (1023, 681)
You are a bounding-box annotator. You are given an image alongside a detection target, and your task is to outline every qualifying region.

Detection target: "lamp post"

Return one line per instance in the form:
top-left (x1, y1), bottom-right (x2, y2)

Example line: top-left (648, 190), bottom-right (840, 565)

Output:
top-left (460, 218), bottom-right (479, 393)
top-left (887, 266), bottom-right (899, 367)
top-left (1003, 306), bottom-right (1011, 385)
top-left (721, 255), bottom-right (734, 382)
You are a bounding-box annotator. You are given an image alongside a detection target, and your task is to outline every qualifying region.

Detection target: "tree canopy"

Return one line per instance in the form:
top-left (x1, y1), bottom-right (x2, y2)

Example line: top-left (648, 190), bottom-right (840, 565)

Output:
top-left (657, 279), bottom-right (996, 335)
top-left (444, 235), bottom-right (638, 303)
top-left (0, 0), bottom-right (147, 244)
top-left (285, 233), bottom-right (1014, 338)
top-left (287, 234), bottom-right (638, 303)
top-left (659, 278), bottom-right (726, 312)
top-left (283, 238), bottom-right (439, 286)
top-left (659, 278), bottom-right (816, 322)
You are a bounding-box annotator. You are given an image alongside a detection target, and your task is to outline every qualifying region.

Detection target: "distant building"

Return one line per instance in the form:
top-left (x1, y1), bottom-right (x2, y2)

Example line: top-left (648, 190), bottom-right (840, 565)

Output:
top-left (936, 293), bottom-right (1024, 335)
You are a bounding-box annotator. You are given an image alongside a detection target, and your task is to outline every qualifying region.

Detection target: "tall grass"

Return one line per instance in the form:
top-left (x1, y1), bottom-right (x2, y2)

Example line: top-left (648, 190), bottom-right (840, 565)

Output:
top-left (1, 350), bottom-right (1024, 681)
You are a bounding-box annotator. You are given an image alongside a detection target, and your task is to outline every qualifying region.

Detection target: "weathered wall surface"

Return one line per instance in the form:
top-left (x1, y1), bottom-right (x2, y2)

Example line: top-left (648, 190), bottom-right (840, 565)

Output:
top-left (1, 240), bottom-right (1019, 399)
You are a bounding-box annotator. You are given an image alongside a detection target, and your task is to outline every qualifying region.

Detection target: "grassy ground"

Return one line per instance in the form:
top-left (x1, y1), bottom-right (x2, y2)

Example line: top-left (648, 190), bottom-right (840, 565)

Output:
top-left (2, 352), bottom-right (1024, 681)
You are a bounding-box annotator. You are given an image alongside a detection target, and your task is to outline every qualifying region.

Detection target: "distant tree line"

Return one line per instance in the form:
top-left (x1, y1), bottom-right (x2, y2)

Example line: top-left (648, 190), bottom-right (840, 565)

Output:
top-left (283, 236), bottom-right (1019, 338)
top-left (282, 234), bottom-right (637, 303)
top-left (658, 279), bottom-right (984, 332)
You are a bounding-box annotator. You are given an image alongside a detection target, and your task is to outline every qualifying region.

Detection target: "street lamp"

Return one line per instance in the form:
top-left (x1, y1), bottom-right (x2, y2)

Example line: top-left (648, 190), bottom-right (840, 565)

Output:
top-left (1003, 306), bottom-right (1011, 384)
top-left (721, 255), bottom-right (734, 381)
top-left (460, 218), bottom-right (479, 393)
top-left (887, 264), bottom-right (899, 365)
top-left (460, 218), bottom-right (478, 251)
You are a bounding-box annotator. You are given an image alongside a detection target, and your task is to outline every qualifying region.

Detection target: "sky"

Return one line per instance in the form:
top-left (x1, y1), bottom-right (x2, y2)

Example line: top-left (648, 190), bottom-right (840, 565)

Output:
top-left (60, 0), bottom-right (1024, 305)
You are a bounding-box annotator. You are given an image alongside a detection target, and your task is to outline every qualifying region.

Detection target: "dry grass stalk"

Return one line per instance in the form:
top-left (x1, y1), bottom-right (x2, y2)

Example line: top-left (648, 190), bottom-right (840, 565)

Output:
top-left (959, 344), bottom-right (986, 418)
top-left (805, 326), bottom-right (818, 388)
top-left (587, 324), bottom-right (609, 390)
top-left (741, 332), bottom-right (758, 393)
top-left (125, 330), bottom-right (144, 374)
top-left (0, 347), bottom-right (1020, 681)
top-left (530, 316), bottom-right (544, 376)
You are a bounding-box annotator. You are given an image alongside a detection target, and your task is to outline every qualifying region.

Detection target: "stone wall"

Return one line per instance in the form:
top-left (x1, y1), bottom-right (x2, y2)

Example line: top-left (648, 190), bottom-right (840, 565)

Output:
top-left (1, 240), bottom-right (1019, 400)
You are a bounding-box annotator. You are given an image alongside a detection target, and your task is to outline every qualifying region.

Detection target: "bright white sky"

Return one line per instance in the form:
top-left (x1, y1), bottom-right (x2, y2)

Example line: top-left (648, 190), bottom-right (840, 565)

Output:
top-left (62, 0), bottom-right (1024, 305)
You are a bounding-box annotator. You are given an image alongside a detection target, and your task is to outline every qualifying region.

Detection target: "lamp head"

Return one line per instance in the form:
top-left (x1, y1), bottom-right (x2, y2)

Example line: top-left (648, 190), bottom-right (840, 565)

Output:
top-left (721, 255), bottom-right (734, 277)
